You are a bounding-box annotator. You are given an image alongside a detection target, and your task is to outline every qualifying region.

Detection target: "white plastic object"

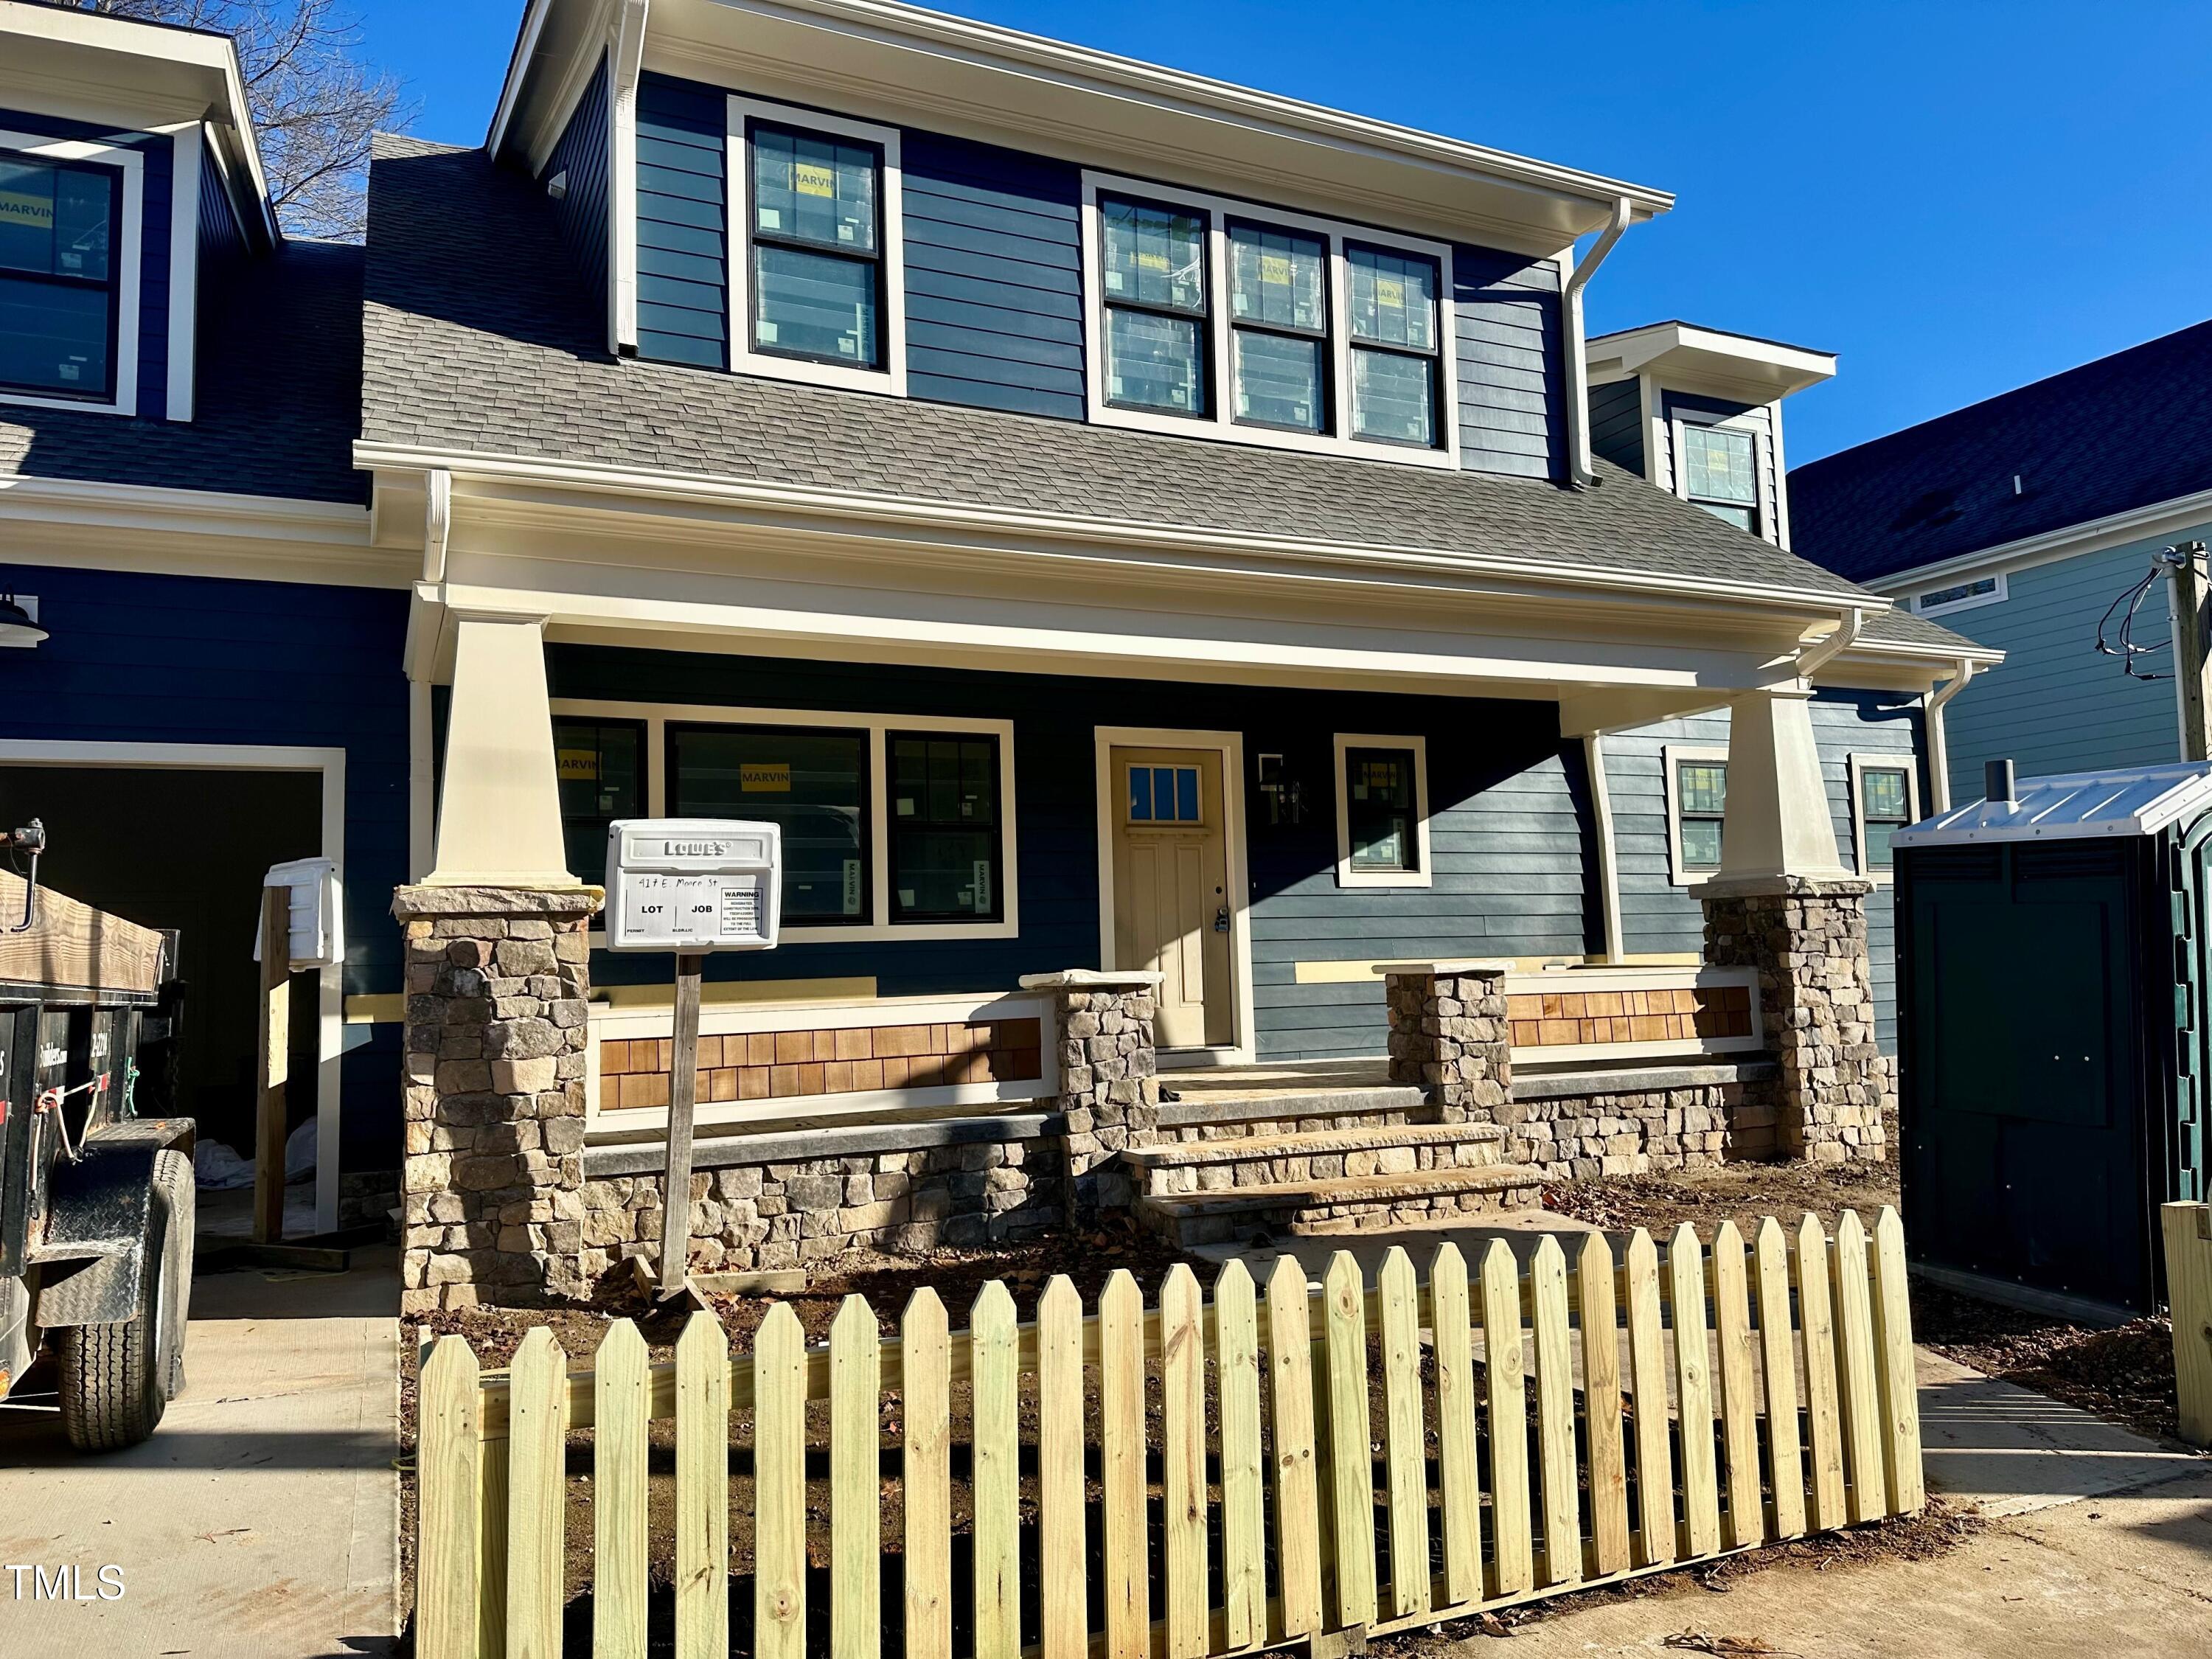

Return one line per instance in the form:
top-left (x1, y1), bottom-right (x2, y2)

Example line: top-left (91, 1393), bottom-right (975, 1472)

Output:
top-left (603, 818), bottom-right (782, 953)
top-left (254, 856), bottom-right (344, 970)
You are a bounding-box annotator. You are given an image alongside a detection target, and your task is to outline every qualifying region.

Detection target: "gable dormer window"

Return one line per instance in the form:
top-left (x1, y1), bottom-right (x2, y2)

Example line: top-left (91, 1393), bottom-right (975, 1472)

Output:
top-left (0, 142), bottom-right (134, 411)
top-left (1081, 171), bottom-right (1458, 468)
top-left (1679, 422), bottom-right (1761, 534)
top-left (725, 97), bottom-right (907, 396)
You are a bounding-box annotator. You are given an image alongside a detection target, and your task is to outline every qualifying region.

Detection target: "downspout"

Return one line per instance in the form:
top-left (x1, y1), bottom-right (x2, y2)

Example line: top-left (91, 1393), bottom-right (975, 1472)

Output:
top-left (1561, 195), bottom-right (1635, 488)
top-left (1922, 656), bottom-right (1978, 813)
top-left (1792, 605), bottom-right (1866, 681)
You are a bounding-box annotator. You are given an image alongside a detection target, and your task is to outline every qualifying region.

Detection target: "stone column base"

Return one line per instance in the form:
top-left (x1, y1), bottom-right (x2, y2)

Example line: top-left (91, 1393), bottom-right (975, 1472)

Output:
top-left (1021, 970), bottom-right (1163, 1217)
top-left (1700, 875), bottom-right (1893, 1164)
top-left (1382, 959), bottom-right (1513, 1124)
top-left (396, 883), bottom-right (602, 1314)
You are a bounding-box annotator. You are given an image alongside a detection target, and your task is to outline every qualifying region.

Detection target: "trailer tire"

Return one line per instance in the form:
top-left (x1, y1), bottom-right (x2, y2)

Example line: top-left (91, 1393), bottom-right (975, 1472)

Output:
top-left (56, 1150), bottom-right (187, 1452)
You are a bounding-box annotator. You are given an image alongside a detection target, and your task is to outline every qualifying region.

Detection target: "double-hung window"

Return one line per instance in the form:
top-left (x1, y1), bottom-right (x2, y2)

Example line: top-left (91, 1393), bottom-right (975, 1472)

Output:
top-left (727, 98), bottom-right (905, 395)
top-left (0, 142), bottom-right (133, 411)
top-left (1082, 173), bottom-right (1457, 466)
top-left (1099, 194), bottom-right (1209, 418)
top-left (1346, 244), bottom-right (1442, 447)
top-left (1666, 745), bottom-right (1730, 883)
top-left (1851, 755), bottom-right (1919, 880)
top-left (1678, 422), bottom-right (1761, 534)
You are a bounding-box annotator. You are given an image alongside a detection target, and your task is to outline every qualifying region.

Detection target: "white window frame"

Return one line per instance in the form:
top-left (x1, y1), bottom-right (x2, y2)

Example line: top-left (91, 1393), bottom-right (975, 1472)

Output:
top-left (551, 699), bottom-right (1015, 941)
top-left (1913, 571), bottom-right (2007, 617)
top-left (1663, 742), bottom-right (1731, 887)
top-left (0, 128), bottom-right (143, 417)
top-left (724, 96), bottom-right (907, 397)
top-left (1848, 752), bottom-right (1921, 885)
top-left (1332, 732), bottom-right (1433, 888)
top-left (1079, 170), bottom-right (1460, 469)
top-left (1669, 412), bottom-right (1773, 542)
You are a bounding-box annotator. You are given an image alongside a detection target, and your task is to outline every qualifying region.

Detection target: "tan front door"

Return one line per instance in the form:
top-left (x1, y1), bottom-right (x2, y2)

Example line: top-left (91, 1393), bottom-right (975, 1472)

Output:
top-left (1110, 746), bottom-right (1234, 1050)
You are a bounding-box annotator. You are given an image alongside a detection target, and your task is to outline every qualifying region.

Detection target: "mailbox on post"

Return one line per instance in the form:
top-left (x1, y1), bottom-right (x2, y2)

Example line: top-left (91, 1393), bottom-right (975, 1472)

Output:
top-left (603, 818), bottom-right (781, 953)
top-left (602, 818), bottom-right (782, 1299)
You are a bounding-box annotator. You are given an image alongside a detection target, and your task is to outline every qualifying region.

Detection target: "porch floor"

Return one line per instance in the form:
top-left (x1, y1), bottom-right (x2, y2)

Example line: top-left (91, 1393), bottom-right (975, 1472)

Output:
top-left (1157, 1056), bottom-right (1391, 1100)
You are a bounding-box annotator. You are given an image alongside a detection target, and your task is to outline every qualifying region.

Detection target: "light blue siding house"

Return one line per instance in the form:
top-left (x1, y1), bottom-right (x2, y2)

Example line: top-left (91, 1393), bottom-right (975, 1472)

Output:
top-left (1790, 320), bottom-right (2212, 804)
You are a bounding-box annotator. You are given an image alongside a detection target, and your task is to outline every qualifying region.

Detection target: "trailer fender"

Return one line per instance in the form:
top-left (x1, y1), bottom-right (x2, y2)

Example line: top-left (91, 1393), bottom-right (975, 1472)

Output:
top-left (26, 1119), bottom-right (193, 1329)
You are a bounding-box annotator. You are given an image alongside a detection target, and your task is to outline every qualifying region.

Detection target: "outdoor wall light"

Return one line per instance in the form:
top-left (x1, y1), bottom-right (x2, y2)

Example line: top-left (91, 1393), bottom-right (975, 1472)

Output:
top-left (0, 593), bottom-right (45, 649)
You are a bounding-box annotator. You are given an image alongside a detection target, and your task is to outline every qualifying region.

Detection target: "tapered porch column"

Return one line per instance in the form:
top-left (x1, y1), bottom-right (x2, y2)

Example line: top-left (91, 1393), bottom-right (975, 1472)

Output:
top-left (398, 611), bottom-right (602, 1312)
top-left (1700, 687), bottom-right (1893, 1164)
top-left (427, 611), bottom-right (577, 888)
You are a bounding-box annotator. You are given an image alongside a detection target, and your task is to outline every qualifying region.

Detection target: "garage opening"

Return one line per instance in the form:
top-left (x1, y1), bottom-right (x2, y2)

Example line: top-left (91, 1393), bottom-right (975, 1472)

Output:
top-left (0, 765), bottom-right (324, 1231)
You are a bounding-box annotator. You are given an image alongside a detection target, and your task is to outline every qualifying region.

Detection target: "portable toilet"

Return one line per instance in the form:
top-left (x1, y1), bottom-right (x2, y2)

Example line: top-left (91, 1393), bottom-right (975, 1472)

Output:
top-left (1893, 759), bottom-right (2212, 1314)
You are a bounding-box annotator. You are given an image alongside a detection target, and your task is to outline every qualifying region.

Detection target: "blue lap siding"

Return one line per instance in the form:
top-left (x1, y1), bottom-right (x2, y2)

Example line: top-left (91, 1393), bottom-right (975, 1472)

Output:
top-left (636, 72), bottom-right (728, 369)
top-left (0, 563), bottom-right (411, 1167)
top-left (546, 644), bottom-right (1599, 1058)
top-left (1452, 245), bottom-right (1565, 481)
top-left (1586, 377), bottom-right (1644, 476)
top-left (545, 54), bottom-right (612, 307)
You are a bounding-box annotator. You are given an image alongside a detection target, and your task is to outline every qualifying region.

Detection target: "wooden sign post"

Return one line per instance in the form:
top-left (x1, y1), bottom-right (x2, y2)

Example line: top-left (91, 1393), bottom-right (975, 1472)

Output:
top-left (657, 951), bottom-right (706, 1300)
top-left (252, 884), bottom-right (290, 1245)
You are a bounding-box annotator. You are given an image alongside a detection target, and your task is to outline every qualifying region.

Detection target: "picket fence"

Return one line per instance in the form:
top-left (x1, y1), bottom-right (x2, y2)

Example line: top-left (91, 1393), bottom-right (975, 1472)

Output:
top-left (416, 1208), bottom-right (1925, 1659)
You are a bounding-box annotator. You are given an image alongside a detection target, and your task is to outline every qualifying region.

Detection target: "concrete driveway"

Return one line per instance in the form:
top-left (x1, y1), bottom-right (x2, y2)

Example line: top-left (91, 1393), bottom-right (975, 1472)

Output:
top-left (0, 1248), bottom-right (400, 1658)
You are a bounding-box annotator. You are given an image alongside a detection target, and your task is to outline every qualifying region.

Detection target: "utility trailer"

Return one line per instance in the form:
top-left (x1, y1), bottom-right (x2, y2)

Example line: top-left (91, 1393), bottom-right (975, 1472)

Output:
top-left (1, 836), bottom-right (195, 1450)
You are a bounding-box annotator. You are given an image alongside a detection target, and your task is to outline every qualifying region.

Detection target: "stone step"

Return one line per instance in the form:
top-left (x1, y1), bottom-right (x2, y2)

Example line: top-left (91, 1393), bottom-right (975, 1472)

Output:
top-left (1123, 1122), bottom-right (1506, 1197)
top-left (1154, 1083), bottom-right (1430, 1133)
top-left (1133, 1164), bottom-right (1545, 1248)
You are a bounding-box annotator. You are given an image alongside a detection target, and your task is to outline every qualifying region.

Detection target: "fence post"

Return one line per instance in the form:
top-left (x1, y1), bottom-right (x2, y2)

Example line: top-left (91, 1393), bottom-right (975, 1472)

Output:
top-left (2164, 1200), bottom-right (2212, 1447)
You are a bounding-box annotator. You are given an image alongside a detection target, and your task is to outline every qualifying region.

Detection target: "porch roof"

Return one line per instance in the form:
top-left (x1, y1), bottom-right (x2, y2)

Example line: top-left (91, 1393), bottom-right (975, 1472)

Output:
top-left (358, 139), bottom-right (1980, 644)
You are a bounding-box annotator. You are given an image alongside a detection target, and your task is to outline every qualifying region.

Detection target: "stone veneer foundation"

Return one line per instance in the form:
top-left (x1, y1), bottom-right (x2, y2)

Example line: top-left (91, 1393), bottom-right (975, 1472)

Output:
top-left (1700, 876), bottom-right (1894, 1164)
top-left (1500, 1062), bottom-right (1781, 1179)
top-left (1383, 961), bottom-right (1512, 1121)
top-left (395, 884), bottom-right (599, 1315)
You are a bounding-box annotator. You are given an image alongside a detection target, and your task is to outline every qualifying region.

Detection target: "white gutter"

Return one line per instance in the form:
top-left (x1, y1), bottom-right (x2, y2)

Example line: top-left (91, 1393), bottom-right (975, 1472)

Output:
top-left (1560, 197), bottom-right (1634, 487)
top-left (1922, 656), bottom-right (1978, 812)
top-left (1792, 606), bottom-right (1866, 680)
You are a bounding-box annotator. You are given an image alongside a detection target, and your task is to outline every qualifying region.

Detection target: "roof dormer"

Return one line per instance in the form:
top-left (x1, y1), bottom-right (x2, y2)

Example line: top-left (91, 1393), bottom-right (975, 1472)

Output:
top-left (1585, 321), bottom-right (1835, 550)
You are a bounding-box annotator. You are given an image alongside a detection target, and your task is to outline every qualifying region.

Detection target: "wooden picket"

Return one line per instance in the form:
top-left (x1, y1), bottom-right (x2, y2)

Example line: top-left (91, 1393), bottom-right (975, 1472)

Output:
top-left (415, 1206), bottom-right (1930, 1659)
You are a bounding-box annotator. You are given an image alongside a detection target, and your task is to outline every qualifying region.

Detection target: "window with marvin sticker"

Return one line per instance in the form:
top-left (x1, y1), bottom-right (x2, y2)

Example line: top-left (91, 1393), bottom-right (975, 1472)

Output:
top-left (1346, 244), bottom-right (1441, 447)
top-left (0, 152), bottom-right (119, 402)
top-left (1099, 194), bottom-right (1208, 417)
top-left (1680, 424), bottom-right (1759, 534)
top-left (888, 732), bottom-right (1003, 921)
top-left (1853, 757), bottom-right (1919, 878)
top-left (1672, 754), bottom-right (1728, 877)
top-left (748, 122), bottom-right (883, 369)
top-left (552, 718), bottom-right (645, 883)
top-left (1127, 764), bottom-right (1201, 824)
top-left (1228, 222), bottom-right (1327, 434)
top-left (669, 723), bottom-right (870, 924)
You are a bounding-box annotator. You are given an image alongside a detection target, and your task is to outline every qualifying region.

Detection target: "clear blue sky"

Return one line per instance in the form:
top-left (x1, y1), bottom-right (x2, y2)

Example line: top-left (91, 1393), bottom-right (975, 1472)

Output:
top-left (355, 0), bottom-right (2212, 465)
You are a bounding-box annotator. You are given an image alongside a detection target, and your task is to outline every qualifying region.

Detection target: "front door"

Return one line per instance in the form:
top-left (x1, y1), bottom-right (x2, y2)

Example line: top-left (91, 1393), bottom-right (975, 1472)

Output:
top-left (1110, 746), bottom-right (1234, 1050)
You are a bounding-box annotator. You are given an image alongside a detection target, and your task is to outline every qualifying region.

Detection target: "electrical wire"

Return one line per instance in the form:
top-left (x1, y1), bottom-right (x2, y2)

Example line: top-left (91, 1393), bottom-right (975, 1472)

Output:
top-left (2096, 559), bottom-right (2176, 681)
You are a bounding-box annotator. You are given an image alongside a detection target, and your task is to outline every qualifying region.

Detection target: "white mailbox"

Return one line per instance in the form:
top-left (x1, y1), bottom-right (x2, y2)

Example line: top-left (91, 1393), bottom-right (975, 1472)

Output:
top-left (604, 818), bottom-right (781, 953)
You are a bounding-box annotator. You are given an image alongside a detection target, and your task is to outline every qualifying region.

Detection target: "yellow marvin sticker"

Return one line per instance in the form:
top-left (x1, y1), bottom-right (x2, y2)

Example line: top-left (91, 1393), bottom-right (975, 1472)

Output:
top-left (0, 191), bottom-right (52, 230)
top-left (740, 762), bottom-right (792, 793)
top-left (556, 748), bottom-right (599, 782)
top-left (1259, 253), bottom-right (1293, 286)
top-left (1375, 275), bottom-right (1405, 309)
top-left (1135, 250), bottom-right (1171, 273)
top-left (793, 160), bottom-right (835, 198)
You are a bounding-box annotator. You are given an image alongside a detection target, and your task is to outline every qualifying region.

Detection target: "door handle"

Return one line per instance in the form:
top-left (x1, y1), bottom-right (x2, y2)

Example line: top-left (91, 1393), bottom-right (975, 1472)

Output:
top-left (1214, 905), bottom-right (1231, 933)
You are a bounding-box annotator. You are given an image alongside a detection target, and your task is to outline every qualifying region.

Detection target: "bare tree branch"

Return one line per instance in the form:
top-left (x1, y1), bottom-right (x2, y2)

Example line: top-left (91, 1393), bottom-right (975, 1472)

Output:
top-left (45, 0), bottom-right (416, 240)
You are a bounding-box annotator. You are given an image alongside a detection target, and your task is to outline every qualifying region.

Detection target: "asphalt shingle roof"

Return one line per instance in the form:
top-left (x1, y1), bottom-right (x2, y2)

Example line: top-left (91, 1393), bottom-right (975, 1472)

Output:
top-left (1791, 319), bottom-right (2212, 585)
top-left (361, 138), bottom-right (1900, 607)
top-left (0, 238), bottom-right (365, 506)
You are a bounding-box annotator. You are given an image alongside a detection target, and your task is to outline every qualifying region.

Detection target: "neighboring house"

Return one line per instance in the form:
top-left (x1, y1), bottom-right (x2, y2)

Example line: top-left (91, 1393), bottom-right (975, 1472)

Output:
top-left (1, 0), bottom-right (1992, 1308)
top-left (1790, 319), bottom-right (2212, 804)
top-left (0, 2), bottom-right (409, 1235)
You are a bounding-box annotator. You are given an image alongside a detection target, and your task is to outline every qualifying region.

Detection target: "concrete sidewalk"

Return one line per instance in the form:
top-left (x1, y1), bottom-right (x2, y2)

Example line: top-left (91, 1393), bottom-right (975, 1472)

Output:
top-left (0, 1248), bottom-right (400, 1658)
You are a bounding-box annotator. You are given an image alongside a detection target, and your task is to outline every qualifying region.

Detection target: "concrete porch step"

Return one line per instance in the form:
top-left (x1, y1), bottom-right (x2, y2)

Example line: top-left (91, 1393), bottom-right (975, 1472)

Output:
top-left (1123, 1121), bottom-right (1506, 1196)
top-left (1133, 1164), bottom-right (1545, 1248)
top-left (1155, 1082), bottom-right (1430, 1132)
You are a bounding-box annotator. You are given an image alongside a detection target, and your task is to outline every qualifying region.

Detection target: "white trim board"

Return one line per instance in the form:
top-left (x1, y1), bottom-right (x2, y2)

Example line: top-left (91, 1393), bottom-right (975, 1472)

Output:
top-left (1078, 170), bottom-right (1460, 470)
top-left (1331, 731), bottom-right (1433, 888)
top-left (1091, 724), bottom-right (1256, 1065)
top-left (551, 698), bottom-right (1018, 942)
top-left (0, 127), bottom-right (143, 417)
top-left (0, 740), bottom-right (348, 1232)
top-left (1863, 486), bottom-right (2212, 597)
top-left (723, 94), bottom-right (907, 397)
